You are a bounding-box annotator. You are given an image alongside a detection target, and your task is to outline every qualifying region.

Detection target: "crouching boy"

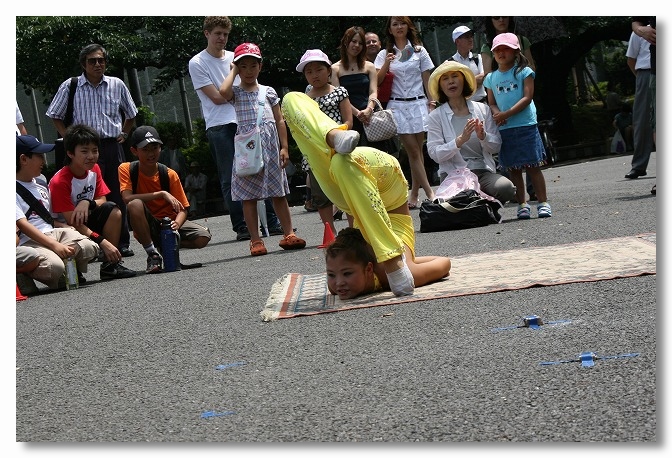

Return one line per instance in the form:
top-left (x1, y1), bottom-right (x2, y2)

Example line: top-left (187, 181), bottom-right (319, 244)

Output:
top-left (49, 124), bottom-right (136, 280)
top-left (119, 126), bottom-right (212, 274)
top-left (16, 135), bottom-right (100, 290)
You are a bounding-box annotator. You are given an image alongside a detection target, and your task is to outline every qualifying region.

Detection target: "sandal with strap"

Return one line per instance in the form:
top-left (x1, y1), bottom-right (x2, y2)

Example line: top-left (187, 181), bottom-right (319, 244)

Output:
top-left (279, 233), bottom-right (306, 250)
top-left (250, 240), bottom-right (267, 256)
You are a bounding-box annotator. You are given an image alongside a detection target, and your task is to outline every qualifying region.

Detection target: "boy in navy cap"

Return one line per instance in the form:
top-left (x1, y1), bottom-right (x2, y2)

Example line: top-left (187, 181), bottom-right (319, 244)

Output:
top-left (118, 126), bottom-right (212, 273)
top-left (16, 135), bottom-right (100, 291)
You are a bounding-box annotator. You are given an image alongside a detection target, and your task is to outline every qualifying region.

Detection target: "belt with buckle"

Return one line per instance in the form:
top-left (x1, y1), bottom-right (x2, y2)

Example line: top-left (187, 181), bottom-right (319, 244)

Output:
top-left (390, 96), bottom-right (426, 101)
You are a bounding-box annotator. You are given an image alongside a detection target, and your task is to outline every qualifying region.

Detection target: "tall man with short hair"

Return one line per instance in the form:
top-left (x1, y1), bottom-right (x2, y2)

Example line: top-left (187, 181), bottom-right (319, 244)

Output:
top-left (46, 43), bottom-right (138, 257)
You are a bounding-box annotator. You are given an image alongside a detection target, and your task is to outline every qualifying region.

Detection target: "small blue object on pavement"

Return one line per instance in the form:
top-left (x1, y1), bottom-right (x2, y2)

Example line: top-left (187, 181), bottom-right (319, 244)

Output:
top-left (201, 410), bottom-right (235, 419)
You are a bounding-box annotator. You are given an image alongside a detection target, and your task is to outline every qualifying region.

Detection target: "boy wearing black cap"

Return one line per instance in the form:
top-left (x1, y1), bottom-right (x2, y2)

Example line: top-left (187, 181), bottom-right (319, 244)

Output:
top-left (119, 126), bottom-right (212, 273)
top-left (16, 135), bottom-right (100, 290)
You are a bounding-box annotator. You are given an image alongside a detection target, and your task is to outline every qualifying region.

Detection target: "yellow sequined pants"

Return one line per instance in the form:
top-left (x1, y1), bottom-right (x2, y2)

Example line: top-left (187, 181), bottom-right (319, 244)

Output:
top-left (281, 92), bottom-right (414, 262)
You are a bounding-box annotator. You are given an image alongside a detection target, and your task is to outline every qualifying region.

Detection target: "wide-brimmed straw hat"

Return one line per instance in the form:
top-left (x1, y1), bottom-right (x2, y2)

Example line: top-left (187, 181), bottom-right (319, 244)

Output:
top-left (428, 60), bottom-right (477, 102)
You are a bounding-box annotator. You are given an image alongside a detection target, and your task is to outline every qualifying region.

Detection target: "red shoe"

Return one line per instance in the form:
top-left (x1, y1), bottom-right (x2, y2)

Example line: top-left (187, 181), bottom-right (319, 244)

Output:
top-left (250, 240), bottom-right (267, 256)
top-left (279, 234), bottom-right (306, 250)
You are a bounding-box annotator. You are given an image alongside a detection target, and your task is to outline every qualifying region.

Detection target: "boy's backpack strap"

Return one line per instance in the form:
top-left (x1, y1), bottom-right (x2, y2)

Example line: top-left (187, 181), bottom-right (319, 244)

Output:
top-left (16, 182), bottom-right (54, 226)
top-left (130, 160), bottom-right (139, 194)
top-left (130, 160), bottom-right (170, 194)
top-left (158, 163), bottom-right (170, 193)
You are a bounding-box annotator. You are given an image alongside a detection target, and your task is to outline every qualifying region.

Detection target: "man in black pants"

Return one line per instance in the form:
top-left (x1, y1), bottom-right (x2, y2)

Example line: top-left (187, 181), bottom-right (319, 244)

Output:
top-left (631, 17), bottom-right (656, 194)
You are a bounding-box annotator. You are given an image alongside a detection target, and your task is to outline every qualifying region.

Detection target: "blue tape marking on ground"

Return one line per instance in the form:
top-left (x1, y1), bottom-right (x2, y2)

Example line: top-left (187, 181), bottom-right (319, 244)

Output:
top-left (215, 361), bottom-right (247, 370)
top-left (540, 352), bottom-right (639, 367)
top-left (201, 410), bottom-right (236, 418)
top-left (539, 359), bottom-right (575, 366)
top-left (546, 319), bottom-right (572, 326)
top-left (599, 352), bottom-right (640, 360)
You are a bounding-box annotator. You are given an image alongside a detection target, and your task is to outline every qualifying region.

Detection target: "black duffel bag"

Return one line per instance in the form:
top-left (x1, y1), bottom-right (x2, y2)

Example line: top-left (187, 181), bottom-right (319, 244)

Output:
top-left (419, 190), bottom-right (502, 232)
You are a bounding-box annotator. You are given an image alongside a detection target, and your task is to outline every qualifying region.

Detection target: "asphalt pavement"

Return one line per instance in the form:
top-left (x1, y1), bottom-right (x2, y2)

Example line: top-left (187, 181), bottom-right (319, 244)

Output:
top-left (12, 152), bottom-right (658, 448)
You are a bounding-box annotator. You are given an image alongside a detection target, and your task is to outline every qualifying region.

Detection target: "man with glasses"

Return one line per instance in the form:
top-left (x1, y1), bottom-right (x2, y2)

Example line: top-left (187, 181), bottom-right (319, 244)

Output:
top-left (46, 43), bottom-right (138, 257)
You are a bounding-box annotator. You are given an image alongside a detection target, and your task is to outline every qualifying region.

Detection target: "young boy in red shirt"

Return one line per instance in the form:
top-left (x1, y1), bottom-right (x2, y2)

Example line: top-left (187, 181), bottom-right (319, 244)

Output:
top-left (49, 124), bottom-right (136, 280)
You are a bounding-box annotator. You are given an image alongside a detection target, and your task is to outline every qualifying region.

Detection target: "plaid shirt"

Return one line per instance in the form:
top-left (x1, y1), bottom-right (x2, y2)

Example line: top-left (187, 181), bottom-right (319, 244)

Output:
top-left (46, 74), bottom-right (138, 138)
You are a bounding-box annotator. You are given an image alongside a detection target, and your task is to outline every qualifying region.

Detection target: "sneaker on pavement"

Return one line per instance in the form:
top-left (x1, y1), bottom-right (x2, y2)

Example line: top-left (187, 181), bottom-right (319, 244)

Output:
top-left (517, 203), bottom-right (531, 220)
top-left (537, 202), bottom-right (552, 218)
top-left (268, 226), bottom-right (284, 236)
top-left (16, 274), bottom-right (39, 296)
top-left (236, 227), bottom-right (251, 241)
top-left (146, 252), bottom-right (163, 274)
top-left (100, 261), bottom-right (137, 280)
top-left (120, 247), bottom-right (135, 257)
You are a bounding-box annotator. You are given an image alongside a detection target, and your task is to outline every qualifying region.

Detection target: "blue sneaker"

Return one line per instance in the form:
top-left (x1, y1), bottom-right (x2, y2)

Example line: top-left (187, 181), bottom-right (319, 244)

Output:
top-left (517, 203), bottom-right (531, 220)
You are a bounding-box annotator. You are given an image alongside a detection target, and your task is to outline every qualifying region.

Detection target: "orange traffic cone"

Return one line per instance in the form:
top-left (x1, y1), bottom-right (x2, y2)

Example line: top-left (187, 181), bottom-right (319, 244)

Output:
top-left (16, 283), bottom-right (28, 301)
top-left (317, 222), bottom-right (336, 249)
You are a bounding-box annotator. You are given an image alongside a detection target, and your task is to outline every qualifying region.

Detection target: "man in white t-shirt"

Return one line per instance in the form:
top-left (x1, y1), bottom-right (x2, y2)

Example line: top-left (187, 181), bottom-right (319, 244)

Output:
top-left (448, 26), bottom-right (486, 103)
top-left (189, 16), bottom-right (281, 241)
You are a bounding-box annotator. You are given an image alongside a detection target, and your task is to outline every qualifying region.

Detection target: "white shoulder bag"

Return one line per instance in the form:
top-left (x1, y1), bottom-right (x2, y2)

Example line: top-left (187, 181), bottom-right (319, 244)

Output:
top-left (234, 86), bottom-right (267, 177)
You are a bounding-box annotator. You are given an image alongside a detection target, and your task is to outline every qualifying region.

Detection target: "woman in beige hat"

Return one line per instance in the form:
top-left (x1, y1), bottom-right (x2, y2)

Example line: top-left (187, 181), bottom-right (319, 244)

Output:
top-left (426, 61), bottom-right (514, 205)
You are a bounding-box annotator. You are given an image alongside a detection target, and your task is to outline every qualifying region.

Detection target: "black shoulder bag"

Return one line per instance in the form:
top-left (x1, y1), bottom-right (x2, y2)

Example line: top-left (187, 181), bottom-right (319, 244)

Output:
top-left (419, 190), bottom-right (501, 233)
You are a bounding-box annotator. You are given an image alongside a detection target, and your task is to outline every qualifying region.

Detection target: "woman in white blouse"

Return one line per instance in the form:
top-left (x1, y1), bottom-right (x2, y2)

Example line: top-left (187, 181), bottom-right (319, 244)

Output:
top-left (375, 16), bottom-right (435, 208)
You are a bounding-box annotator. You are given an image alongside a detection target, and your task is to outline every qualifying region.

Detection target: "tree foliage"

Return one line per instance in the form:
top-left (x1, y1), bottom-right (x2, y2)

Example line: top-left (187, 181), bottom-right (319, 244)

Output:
top-left (16, 16), bottom-right (462, 101)
top-left (17, 16), bottom-right (636, 146)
